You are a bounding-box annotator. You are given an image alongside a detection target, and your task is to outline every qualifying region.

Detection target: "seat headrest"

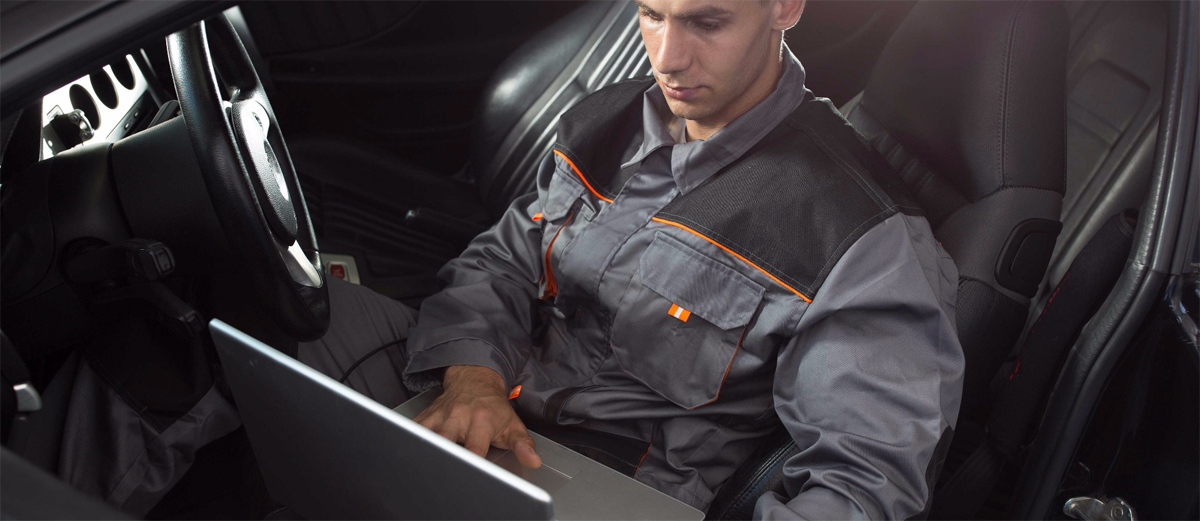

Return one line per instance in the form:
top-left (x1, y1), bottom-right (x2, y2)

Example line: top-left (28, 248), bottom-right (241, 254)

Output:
top-left (860, 1), bottom-right (1067, 200)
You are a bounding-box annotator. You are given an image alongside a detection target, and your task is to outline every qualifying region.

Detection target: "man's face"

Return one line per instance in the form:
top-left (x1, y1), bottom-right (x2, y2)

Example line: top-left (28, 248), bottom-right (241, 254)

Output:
top-left (637, 0), bottom-right (780, 127)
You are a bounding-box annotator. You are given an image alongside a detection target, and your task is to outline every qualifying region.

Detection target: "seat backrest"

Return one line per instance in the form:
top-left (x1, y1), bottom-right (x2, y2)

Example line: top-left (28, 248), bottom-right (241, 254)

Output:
top-left (469, 1), bottom-right (650, 217)
top-left (841, 0), bottom-right (1069, 418)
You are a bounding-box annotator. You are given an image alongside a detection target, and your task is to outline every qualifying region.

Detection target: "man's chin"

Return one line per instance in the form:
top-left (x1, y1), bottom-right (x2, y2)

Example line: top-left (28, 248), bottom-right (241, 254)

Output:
top-left (664, 99), bottom-right (713, 122)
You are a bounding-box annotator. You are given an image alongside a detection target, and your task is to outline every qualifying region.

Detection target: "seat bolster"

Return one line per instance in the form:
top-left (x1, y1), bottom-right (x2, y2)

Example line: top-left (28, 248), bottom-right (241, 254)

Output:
top-left (935, 187), bottom-right (1063, 307)
top-left (470, 2), bottom-right (650, 216)
top-left (470, 2), bottom-right (611, 178)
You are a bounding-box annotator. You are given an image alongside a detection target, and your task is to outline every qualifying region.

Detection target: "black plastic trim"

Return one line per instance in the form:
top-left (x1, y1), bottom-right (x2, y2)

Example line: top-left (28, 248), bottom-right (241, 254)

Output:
top-left (995, 218), bottom-right (1064, 297)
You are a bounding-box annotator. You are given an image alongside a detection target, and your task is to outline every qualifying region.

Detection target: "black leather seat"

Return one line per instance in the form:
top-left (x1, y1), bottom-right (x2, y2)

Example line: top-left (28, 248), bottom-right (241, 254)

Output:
top-left (707, 2), bottom-right (1068, 518)
top-left (292, 2), bottom-right (651, 299)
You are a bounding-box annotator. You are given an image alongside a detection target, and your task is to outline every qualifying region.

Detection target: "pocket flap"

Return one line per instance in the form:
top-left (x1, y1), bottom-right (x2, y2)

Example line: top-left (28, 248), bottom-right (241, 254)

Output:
top-left (541, 172), bottom-right (585, 221)
top-left (639, 233), bottom-right (764, 330)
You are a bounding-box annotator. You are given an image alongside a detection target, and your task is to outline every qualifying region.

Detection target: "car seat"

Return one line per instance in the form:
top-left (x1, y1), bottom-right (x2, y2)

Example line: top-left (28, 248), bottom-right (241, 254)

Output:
top-left (706, 2), bottom-right (1069, 518)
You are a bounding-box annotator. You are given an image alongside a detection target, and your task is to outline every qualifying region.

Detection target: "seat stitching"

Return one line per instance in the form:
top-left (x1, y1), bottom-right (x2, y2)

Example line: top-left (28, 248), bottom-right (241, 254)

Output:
top-left (997, 1), bottom-right (1028, 189)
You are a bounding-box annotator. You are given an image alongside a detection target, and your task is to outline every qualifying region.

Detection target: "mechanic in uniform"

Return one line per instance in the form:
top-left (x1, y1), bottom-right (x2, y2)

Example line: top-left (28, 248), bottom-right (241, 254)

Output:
top-left (302, 0), bottom-right (965, 517)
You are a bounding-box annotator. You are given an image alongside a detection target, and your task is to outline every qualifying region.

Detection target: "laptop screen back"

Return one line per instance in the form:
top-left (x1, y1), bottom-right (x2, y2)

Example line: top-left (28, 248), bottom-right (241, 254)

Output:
top-left (210, 319), bottom-right (554, 520)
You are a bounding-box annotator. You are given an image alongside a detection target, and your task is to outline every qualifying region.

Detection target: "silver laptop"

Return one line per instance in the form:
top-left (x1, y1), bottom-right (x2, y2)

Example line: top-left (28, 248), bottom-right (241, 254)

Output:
top-left (210, 319), bottom-right (703, 520)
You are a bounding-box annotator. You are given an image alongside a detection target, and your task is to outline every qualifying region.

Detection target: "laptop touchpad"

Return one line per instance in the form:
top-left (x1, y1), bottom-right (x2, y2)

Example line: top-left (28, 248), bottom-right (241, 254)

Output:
top-left (487, 449), bottom-right (572, 495)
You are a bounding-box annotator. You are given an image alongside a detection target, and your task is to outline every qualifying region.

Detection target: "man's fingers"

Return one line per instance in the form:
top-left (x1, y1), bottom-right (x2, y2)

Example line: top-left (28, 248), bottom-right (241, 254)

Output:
top-left (417, 415), bottom-right (442, 434)
top-left (414, 396), bottom-right (451, 428)
top-left (414, 406), bottom-right (441, 431)
top-left (463, 420), bottom-right (494, 458)
top-left (436, 414), bottom-right (469, 444)
top-left (504, 430), bottom-right (542, 469)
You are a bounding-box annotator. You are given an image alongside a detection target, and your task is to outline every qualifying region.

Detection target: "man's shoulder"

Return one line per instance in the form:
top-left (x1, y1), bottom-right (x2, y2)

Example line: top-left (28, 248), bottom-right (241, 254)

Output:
top-left (551, 77), bottom-right (655, 197)
top-left (558, 76), bottom-right (655, 142)
top-left (657, 94), bottom-right (926, 298)
top-left (783, 95), bottom-right (923, 216)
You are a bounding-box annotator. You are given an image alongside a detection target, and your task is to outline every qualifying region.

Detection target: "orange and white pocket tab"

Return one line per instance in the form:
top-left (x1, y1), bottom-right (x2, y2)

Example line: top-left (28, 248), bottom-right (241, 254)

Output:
top-left (667, 303), bottom-right (691, 322)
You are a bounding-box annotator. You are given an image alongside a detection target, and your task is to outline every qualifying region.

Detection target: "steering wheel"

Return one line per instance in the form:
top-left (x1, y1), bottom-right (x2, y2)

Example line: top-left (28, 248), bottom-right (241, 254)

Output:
top-left (165, 17), bottom-right (329, 341)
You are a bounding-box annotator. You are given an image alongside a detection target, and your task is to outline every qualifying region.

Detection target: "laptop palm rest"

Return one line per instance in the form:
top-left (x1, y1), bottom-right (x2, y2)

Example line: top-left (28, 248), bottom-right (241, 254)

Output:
top-left (392, 388), bottom-right (702, 520)
top-left (393, 390), bottom-right (577, 495)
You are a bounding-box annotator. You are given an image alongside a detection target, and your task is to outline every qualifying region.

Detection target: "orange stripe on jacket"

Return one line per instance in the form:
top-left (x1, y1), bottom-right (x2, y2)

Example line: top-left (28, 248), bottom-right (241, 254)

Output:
top-left (553, 149), bottom-right (614, 203)
top-left (650, 217), bottom-right (813, 302)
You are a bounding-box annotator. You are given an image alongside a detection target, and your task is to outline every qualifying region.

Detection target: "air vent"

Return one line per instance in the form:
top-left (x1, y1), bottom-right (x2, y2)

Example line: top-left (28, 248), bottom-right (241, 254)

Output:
top-left (68, 85), bottom-right (100, 128)
top-left (110, 58), bottom-right (136, 89)
top-left (89, 71), bottom-right (118, 108)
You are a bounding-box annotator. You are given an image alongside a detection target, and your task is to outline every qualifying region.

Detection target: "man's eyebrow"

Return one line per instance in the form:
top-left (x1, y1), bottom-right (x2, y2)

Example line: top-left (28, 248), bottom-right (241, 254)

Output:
top-left (635, 1), bottom-right (734, 20)
top-left (675, 5), bottom-right (734, 20)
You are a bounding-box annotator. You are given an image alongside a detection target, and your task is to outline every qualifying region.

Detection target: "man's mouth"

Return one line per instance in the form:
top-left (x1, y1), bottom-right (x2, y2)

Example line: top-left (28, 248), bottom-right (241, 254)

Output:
top-left (661, 83), bottom-right (700, 102)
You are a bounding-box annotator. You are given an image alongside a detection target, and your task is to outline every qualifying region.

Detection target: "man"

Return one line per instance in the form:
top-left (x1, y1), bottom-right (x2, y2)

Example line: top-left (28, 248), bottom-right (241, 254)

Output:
top-left (306, 0), bottom-right (964, 517)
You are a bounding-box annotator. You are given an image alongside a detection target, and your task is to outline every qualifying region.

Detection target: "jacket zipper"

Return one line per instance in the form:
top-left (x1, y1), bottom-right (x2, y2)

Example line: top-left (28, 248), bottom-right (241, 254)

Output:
top-left (541, 213), bottom-right (574, 299)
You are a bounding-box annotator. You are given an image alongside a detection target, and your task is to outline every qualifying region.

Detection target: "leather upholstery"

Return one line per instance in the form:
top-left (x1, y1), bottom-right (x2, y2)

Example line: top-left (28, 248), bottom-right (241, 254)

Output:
top-left (470, 1), bottom-right (611, 205)
top-left (707, 3), bottom-right (1068, 518)
top-left (857, 2), bottom-right (1066, 202)
top-left (471, 1), bottom-right (651, 217)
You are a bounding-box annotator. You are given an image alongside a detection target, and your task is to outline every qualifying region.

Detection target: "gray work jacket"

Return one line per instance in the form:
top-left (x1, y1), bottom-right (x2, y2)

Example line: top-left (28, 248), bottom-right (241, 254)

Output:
top-left (405, 60), bottom-right (964, 518)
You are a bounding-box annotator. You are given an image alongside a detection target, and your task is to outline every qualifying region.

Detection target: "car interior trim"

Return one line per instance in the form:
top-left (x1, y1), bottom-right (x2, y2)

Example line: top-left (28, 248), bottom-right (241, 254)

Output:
top-left (1011, 2), bottom-right (1199, 516)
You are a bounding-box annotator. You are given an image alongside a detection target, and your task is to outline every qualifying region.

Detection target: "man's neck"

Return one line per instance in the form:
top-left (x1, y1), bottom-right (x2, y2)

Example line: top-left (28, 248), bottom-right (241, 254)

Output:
top-left (684, 52), bottom-right (785, 141)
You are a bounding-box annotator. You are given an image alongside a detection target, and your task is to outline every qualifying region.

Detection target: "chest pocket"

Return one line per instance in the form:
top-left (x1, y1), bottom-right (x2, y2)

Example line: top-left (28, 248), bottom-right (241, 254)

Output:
top-left (610, 232), bottom-right (764, 409)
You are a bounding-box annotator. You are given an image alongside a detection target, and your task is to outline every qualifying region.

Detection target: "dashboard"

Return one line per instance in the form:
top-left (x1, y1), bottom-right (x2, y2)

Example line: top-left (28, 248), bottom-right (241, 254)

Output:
top-left (39, 52), bottom-right (163, 160)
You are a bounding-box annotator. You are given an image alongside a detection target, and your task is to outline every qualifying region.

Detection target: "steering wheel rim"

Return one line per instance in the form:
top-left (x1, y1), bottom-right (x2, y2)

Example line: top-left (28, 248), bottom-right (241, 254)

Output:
top-left (166, 17), bottom-right (329, 341)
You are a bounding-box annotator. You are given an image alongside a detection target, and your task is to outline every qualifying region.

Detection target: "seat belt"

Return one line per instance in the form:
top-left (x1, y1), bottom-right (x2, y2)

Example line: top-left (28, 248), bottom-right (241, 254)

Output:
top-left (930, 210), bottom-right (1138, 519)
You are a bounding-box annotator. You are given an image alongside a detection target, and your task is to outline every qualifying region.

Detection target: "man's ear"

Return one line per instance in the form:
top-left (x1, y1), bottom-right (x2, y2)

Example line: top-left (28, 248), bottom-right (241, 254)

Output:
top-left (771, 0), bottom-right (806, 31)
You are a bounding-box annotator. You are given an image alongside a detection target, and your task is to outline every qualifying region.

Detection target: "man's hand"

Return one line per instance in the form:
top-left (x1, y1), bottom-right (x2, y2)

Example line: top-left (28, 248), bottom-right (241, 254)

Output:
top-left (413, 365), bottom-right (542, 468)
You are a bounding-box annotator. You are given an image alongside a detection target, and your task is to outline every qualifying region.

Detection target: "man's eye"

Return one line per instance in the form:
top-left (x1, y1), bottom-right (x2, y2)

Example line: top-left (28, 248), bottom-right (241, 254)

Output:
top-left (639, 9), bottom-right (662, 21)
top-left (693, 21), bottom-right (722, 32)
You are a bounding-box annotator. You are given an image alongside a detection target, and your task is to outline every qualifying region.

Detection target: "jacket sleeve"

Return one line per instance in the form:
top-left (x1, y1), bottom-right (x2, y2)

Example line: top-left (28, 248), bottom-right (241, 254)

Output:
top-left (402, 154), bottom-right (556, 392)
top-left (754, 213), bottom-right (965, 520)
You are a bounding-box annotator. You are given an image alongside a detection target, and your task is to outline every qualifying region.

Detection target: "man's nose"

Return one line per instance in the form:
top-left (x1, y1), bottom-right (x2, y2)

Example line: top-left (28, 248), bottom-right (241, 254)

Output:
top-left (653, 21), bottom-right (690, 76)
